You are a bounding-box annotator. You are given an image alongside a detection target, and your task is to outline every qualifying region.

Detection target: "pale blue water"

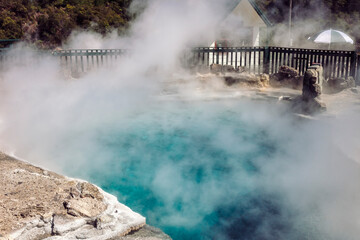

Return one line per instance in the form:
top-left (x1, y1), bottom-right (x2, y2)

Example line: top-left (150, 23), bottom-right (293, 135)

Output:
top-left (65, 99), bottom-right (310, 239)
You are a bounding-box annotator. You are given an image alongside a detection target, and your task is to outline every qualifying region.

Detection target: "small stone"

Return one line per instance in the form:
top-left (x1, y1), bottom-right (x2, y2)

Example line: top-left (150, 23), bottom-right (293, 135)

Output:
top-left (351, 88), bottom-right (358, 94)
top-left (259, 74), bottom-right (270, 87)
top-left (210, 64), bottom-right (235, 73)
top-left (79, 182), bottom-right (103, 201)
top-left (64, 198), bottom-right (105, 218)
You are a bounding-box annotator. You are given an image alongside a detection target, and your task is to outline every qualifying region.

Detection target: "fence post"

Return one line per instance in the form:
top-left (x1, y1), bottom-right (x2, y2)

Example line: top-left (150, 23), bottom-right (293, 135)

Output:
top-left (263, 46), bottom-right (270, 74)
top-left (357, 53), bottom-right (360, 86)
top-left (350, 51), bottom-right (357, 80)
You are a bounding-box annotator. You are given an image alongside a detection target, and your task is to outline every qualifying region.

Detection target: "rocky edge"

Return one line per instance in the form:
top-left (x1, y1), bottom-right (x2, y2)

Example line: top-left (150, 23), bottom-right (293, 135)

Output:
top-left (0, 152), bottom-right (170, 240)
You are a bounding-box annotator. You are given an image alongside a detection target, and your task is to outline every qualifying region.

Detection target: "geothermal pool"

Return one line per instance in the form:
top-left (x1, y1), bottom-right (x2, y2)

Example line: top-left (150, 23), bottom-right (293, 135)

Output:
top-left (62, 97), bottom-right (360, 240)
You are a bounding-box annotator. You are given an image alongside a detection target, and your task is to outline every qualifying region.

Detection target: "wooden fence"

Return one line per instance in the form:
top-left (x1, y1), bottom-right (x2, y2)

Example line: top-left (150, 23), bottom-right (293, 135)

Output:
top-left (192, 47), bottom-right (359, 83)
top-left (0, 47), bottom-right (359, 84)
top-left (52, 49), bottom-right (128, 73)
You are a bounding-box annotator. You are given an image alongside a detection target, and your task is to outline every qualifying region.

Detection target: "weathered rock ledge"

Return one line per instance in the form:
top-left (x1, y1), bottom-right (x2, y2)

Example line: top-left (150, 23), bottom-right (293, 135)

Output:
top-left (0, 152), bottom-right (171, 240)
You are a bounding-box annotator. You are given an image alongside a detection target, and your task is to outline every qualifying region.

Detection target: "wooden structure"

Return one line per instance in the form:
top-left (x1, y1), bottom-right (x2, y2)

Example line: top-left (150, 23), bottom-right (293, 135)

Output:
top-left (52, 49), bottom-right (127, 73)
top-left (213, 0), bottom-right (272, 47)
top-left (0, 47), bottom-right (359, 84)
top-left (192, 47), bottom-right (359, 82)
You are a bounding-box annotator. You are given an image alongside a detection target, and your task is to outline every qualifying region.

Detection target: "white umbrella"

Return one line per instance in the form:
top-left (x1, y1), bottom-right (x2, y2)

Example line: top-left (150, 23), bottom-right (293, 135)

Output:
top-left (308, 29), bottom-right (354, 49)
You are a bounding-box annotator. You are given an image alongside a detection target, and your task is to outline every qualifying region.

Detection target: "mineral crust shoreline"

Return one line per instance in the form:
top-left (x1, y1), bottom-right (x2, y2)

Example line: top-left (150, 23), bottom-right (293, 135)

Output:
top-left (0, 152), bottom-right (171, 240)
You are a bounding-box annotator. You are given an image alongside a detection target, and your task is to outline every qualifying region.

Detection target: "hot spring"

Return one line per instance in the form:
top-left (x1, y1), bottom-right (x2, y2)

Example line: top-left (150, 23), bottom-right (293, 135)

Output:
top-left (48, 94), bottom-right (359, 240)
top-left (0, 48), bottom-right (359, 239)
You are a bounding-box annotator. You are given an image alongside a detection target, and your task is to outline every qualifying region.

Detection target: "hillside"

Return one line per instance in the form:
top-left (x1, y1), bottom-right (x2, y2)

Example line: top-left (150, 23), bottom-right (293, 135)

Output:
top-left (0, 0), bottom-right (132, 48)
top-left (0, 0), bottom-right (359, 48)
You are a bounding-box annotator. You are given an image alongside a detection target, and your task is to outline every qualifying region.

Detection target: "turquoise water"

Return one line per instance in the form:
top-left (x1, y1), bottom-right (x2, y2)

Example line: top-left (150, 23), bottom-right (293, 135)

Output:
top-left (66, 99), bottom-right (308, 239)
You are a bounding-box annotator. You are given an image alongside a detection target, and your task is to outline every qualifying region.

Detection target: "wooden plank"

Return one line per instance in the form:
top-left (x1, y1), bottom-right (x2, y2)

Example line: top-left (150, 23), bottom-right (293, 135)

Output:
top-left (271, 50), bottom-right (275, 74)
top-left (294, 52), bottom-right (298, 72)
top-left (86, 51), bottom-right (90, 71)
top-left (235, 48), bottom-right (238, 69)
top-left (258, 50), bottom-right (261, 74)
top-left (274, 50), bottom-right (278, 73)
top-left (221, 51), bottom-right (224, 66)
top-left (320, 52), bottom-right (326, 73)
top-left (240, 49), bottom-right (243, 67)
top-left (345, 56), bottom-right (350, 78)
top-left (324, 54), bottom-right (330, 79)
top-left (335, 54), bottom-right (340, 77)
top-left (340, 55), bottom-right (345, 77)
top-left (357, 54), bottom-right (360, 85)
top-left (330, 55), bottom-right (335, 78)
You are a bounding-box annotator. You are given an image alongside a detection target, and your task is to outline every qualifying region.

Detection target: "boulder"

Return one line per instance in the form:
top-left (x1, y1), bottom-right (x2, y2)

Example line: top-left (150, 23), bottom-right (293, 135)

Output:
top-left (79, 182), bottom-right (104, 200)
top-left (63, 197), bottom-right (105, 218)
top-left (223, 73), bottom-right (262, 87)
top-left (270, 65), bottom-right (302, 89)
top-left (259, 74), bottom-right (270, 87)
top-left (325, 76), bottom-right (356, 93)
top-left (292, 97), bottom-right (326, 114)
top-left (278, 65), bottom-right (299, 78)
top-left (210, 64), bottom-right (235, 73)
top-left (302, 69), bottom-right (321, 100)
top-left (236, 66), bottom-right (247, 73)
top-left (296, 65), bottom-right (326, 114)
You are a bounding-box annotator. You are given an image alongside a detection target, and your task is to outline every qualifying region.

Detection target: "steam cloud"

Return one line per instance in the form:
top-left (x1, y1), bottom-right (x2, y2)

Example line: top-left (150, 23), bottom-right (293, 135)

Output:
top-left (0, 0), bottom-right (359, 239)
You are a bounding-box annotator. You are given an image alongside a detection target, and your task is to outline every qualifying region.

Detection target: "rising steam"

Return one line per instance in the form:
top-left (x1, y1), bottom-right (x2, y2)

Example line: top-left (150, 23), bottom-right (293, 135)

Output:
top-left (0, 0), bottom-right (359, 239)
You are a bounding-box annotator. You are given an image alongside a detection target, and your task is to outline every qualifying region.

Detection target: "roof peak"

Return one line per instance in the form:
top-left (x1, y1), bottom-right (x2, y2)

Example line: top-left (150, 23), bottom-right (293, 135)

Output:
top-left (230, 0), bottom-right (272, 26)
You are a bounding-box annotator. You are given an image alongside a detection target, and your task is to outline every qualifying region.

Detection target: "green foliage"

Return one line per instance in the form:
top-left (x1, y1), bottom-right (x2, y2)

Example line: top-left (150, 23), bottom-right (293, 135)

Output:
top-left (0, 0), bottom-right (359, 48)
top-left (0, 0), bottom-right (132, 48)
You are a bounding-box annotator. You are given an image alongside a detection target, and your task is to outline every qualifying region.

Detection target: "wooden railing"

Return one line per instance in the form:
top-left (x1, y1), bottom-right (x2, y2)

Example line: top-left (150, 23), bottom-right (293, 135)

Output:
top-left (52, 49), bottom-right (128, 73)
top-left (191, 47), bottom-right (358, 82)
top-left (0, 47), bottom-right (359, 84)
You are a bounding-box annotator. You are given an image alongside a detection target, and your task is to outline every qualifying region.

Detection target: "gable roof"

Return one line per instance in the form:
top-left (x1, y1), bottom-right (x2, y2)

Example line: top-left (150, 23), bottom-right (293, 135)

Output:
top-left (248, 0), bottom-right (272, 26)
top-left (227, 0), bottom-right (273, 27)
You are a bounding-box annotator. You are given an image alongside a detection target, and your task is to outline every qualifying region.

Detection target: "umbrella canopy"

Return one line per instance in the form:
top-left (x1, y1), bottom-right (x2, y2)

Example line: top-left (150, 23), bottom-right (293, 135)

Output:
top-left (308, 29), bottom-right (354, 44)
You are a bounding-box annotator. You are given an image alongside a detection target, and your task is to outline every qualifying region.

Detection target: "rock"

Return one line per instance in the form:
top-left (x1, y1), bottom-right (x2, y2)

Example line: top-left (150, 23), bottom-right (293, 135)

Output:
top-left (210, 64), bottom-right (235, 73)
top-left (270, 65), bottom-right (302, 89)
top-left (278, 65), bottom-right (299, 78)
top-left (114, 225), bottom-right (172, 240)
top-left (236, 66), bottom-right (247, 73)
top-left (325, 76), bottom-right (356, 93)
top-left (94, 214), bottom-right (115, 229)
top-left (302, 69), bottom-right (322, 100)
top-left (223, 72), bottom-right (262, 87)
top-left (210, 64), bottom-right (222, 73)
top-left (52, 215), bottom-right (87, 236)
top-left (351, 88), bottom-right (358, 94)
top-left (0, 154), bottom-right (152, 240)
top-left (259, 74), bottom-right (270, 87)
top-left (63, 197), bottom-right (105, 218)
top-left (304, 97), bottom-right (327, 113)
top-left (293, 64), bottom-right (326, 114)
top-left (292, 97), bottom-right (327, 114)
top-left (79, 182), bottom-right (104, 201)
